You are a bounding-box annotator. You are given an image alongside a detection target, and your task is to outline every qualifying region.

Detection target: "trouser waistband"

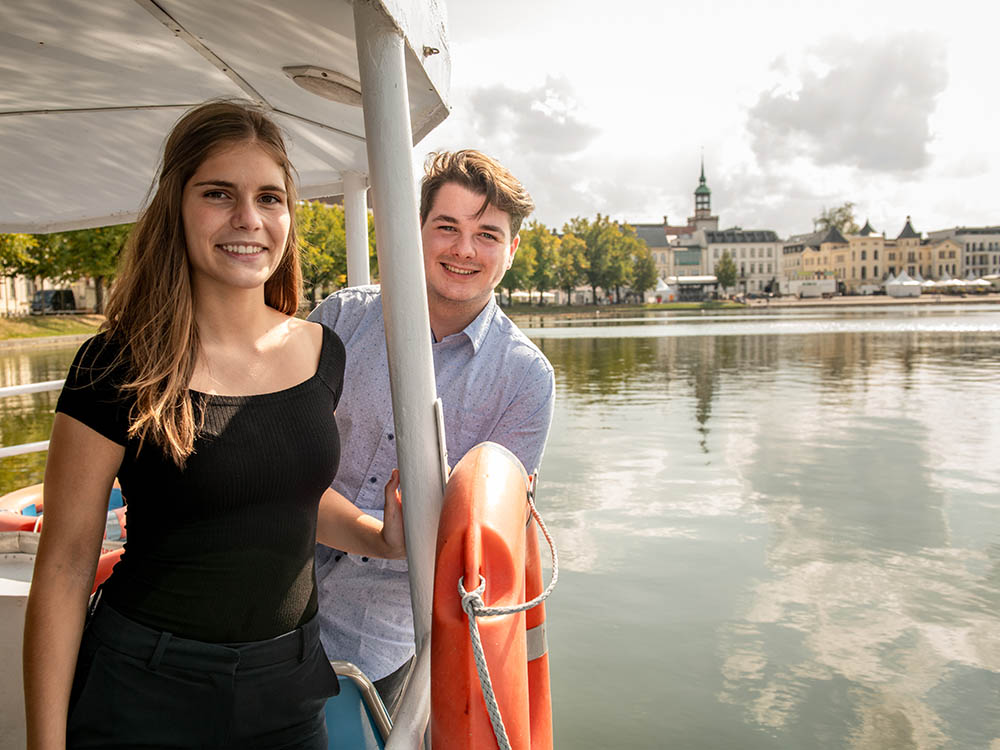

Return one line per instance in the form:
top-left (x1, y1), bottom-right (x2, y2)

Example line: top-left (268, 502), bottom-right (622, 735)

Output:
top-left (87, 601), bottom-right (319, 673)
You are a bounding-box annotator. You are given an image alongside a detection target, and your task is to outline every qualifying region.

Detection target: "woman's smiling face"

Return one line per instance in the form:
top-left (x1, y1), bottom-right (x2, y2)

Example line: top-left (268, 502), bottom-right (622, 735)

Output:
top-left (181, 140), bottom-right (291, 296)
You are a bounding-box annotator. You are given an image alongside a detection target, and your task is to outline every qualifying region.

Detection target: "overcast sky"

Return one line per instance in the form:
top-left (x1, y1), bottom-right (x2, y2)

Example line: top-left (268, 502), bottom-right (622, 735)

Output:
top-left (417, 0), bottom-right (996, 240)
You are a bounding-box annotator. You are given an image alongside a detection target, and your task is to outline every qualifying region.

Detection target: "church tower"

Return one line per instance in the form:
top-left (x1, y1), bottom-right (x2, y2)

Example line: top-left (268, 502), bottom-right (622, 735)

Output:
top-left (688, 156), bottom-right (719, 231)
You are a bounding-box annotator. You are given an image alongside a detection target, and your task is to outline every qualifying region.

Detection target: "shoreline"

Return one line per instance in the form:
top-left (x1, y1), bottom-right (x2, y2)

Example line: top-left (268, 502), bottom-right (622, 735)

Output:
top-left (505, 292), bottom-right (1000, 321)
top-left (0, 294), bottom-right (997, 343)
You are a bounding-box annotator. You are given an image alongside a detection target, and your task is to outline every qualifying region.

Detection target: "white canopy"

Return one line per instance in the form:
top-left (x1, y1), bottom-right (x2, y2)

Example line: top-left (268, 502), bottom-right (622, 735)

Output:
top-left (0, 0), bottom-right (451, 233)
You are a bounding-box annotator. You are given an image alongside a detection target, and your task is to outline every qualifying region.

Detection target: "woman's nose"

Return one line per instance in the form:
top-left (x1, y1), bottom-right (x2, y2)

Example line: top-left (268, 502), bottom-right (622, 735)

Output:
top-left (231, 198), bottom-right (262, 230)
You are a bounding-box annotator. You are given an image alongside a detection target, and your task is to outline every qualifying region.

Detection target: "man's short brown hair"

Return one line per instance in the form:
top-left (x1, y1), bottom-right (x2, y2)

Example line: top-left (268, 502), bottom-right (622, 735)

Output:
top-left (420, 150), bottom-right (535, 237)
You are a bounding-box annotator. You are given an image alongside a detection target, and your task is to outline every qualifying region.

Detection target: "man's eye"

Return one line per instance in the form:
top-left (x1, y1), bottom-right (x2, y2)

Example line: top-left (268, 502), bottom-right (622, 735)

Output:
top-left (480, 232), bottom-right (499, 242)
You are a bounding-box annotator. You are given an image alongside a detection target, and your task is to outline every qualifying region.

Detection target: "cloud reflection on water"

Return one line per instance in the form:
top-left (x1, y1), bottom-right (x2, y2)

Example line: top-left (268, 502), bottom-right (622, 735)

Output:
top-left (534, 314), bottom-right (1000, 748)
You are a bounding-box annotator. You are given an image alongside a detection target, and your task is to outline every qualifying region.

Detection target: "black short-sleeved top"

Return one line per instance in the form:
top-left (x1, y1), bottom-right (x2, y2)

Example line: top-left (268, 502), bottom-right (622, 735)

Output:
top-left (56, 326), bottom-right (345, 643)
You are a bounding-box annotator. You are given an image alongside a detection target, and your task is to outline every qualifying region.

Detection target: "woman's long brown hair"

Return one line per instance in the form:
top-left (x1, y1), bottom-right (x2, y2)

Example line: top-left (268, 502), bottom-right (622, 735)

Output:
top-left (103, 100), bottom-right (301, 466)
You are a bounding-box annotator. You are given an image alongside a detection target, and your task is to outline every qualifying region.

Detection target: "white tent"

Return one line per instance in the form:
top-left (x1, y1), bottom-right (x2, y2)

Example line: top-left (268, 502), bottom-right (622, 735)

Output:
top-left (886, 271), bottom-right (922, 298)
top-left (654, 276), bottom-right (679, 302)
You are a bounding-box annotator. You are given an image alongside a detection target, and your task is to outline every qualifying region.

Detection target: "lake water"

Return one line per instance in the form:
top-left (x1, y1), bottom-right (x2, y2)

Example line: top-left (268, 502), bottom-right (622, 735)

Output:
top-left (2, 304), bottom-right (999, 748)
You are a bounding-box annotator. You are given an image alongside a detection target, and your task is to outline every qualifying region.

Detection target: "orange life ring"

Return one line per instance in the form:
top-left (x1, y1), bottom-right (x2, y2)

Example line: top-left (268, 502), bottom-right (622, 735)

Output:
top-left (92, 547), bottom-right (124, 594)
top-left (431, 442), bottom-right (553, 749)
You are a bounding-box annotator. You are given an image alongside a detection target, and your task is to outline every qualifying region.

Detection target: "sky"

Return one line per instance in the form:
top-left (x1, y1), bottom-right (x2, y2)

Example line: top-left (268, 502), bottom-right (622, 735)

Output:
top-left (417, 0), bottom-right (997, 240)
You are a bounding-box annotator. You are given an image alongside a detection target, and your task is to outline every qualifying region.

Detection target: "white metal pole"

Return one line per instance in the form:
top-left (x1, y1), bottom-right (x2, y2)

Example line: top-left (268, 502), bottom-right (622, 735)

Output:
top-left (353, 2), bottom-right (445, 743)
top-left (343, 171), bottom-right (371, 287)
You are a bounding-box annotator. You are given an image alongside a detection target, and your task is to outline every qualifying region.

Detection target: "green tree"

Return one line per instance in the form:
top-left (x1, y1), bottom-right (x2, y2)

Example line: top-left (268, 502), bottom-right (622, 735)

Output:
top-left (630, 243), bottom-right (658, 297)
top-left (564, 214), bottom-right (616, 304)
top-left (0, 233), bottom-right (37, 277)
top-left (554, 233), bottom-right (588, 305)
top-left (297, 201), bottom-right (347, 302)
top-left (520, 221), bottom-right (558, 304)
top-left (715, 250), bottom-right (737, 291)
top-left (53, 225), bottom-right (131, 312)
top-left (22, 232), bottom-right (66, 289)
top-left (814, 202), bottom-right (860, 235)
top-left (604, 223), bottom-right (631, 303)
top-left (499, 239), bottom-right (536, 305)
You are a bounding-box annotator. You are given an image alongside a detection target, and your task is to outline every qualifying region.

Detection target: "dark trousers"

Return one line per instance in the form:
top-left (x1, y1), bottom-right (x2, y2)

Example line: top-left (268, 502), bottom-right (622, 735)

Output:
top-left (372, 656), bottom-right (414, 717)
top-left (67, 603), bottom-right (340, 749)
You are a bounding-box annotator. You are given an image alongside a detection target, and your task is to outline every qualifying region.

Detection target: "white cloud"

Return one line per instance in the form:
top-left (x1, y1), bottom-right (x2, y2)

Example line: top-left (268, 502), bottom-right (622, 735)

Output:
top-left (748, 34), bottom-right (949, 173)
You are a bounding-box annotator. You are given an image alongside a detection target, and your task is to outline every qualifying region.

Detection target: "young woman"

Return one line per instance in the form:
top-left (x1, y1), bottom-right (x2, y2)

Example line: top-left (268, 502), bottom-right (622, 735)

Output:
top-left (22, 100), bottom-right (404, 749)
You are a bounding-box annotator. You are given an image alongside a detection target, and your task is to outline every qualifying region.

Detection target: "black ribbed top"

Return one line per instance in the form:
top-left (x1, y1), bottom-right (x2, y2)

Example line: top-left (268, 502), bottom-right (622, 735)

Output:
top-left (56, 326), bottom-right (344, 642)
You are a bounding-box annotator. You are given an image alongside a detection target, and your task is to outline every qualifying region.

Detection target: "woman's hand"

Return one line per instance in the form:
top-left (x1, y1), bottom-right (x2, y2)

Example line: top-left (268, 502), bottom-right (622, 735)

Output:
top-left (316, 474), bottom-right (404, 560)
top-left (380, 469), bottom-right (405, 559)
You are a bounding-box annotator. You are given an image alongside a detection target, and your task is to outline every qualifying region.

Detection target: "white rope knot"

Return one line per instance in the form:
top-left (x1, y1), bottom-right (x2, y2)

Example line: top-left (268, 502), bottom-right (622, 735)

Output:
top-left (458, 575), bottom-right (486, 617)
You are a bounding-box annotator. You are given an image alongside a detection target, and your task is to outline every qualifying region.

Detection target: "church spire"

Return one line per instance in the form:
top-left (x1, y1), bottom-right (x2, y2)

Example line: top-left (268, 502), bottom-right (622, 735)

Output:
top-left (694, 154), bottom-right (711, 217)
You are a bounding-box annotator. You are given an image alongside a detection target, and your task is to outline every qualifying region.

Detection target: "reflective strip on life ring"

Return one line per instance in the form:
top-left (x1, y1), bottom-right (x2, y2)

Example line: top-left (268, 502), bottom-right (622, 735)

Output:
top-left (431, 442), bottom-right (553, 749)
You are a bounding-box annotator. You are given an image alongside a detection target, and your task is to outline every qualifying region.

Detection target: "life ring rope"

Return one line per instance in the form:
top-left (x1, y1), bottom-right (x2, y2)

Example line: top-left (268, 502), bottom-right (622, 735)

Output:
top-left (457, 477), bottom-right (559, 750)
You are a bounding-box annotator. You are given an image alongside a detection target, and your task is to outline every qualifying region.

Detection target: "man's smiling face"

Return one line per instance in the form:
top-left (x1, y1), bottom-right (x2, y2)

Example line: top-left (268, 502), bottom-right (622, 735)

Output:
top-left (420, 181), bottom-right (519, 318)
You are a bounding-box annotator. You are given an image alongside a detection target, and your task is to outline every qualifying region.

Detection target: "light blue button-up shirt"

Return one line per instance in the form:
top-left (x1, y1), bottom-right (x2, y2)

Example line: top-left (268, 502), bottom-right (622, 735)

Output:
top-left (308, 286), bottom-right (555, 680)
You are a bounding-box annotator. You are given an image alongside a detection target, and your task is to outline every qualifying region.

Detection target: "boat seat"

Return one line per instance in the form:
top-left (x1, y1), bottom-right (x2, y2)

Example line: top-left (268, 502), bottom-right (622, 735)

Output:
top-left (325, 662), bottom-right (389, 749)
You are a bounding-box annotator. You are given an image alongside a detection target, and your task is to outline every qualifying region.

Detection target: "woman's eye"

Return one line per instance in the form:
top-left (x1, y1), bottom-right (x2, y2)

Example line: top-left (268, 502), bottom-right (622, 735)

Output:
top-left (259, 194), bottom-right (282, 205)
top-left (204, 190), bottom-right (229, 199)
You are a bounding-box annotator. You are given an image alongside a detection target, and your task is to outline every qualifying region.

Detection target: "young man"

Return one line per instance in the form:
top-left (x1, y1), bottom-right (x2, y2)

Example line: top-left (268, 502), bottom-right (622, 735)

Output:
top-left (309, 150), bottom-right (555, 709)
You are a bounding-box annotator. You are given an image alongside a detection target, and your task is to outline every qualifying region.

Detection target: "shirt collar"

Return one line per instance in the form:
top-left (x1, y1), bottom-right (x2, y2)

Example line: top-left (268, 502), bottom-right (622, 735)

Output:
top-left (435, 296), bottom-right (497, 353)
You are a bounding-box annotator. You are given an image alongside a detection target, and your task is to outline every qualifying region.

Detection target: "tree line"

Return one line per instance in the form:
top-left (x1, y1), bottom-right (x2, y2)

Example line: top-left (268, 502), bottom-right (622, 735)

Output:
top-left (0, 201), bottom-right (374, 313)
top-left (2, 206), bottom-right (667, 313)
top-left (499, 215), bottom-right (658, 305)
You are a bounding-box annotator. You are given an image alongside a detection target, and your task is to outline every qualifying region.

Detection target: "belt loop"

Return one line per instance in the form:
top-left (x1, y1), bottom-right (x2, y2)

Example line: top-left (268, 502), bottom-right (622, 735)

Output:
top-left (298, 626), bottom-right (306, 663)
top-left (84, 585), bottom-right (104, 631)
top-left (147, 631), bottom-right (172, 671)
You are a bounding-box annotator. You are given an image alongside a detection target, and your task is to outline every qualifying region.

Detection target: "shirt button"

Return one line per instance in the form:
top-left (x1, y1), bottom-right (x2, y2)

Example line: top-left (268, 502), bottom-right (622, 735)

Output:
top-left (361, 556), bottom-right (369, 562)
top-left (387, 434), bottom-right (394, 441)
top-left (370, 477), bottom-right (377, 483)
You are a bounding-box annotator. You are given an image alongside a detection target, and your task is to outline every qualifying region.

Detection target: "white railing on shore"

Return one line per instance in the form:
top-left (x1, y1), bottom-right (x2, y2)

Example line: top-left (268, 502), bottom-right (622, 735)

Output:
top-left (0, 379), bottom-right (63, 457)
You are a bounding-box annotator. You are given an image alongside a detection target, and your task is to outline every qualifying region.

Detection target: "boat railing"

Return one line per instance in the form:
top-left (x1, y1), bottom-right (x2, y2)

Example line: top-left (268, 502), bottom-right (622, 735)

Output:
top-left (0, 379), bottom-right (63, 458)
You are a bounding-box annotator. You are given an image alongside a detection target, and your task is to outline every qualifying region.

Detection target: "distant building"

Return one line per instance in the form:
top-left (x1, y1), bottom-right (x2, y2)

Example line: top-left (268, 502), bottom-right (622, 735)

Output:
top-left (632, 159), bottom-right (780, 290)
top-left (781, 217), bottom-right (972, 291)
top-left (925, 226), bottom-right (1000, 278)
top-left (706, 229), bottom-right (781, 294)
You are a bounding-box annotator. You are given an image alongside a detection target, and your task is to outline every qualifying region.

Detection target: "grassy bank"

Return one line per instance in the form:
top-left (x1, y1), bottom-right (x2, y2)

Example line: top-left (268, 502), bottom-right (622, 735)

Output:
top-left (0, 314), bottom-right (104, 340)
top-left (502, 300), bottom-right (745, 317)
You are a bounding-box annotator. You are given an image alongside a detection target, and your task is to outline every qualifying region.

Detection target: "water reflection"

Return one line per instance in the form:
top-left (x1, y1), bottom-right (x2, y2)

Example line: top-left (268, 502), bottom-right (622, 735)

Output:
top-left (528, 309), bottom-right (1000, 748)
top-left (0, 343), bottom-right (78, 493)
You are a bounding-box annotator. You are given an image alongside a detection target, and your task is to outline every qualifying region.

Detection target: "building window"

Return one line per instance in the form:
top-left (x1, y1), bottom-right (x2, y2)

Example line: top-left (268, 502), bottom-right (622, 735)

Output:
top-left (861, 250), bottom-right (867, 260)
